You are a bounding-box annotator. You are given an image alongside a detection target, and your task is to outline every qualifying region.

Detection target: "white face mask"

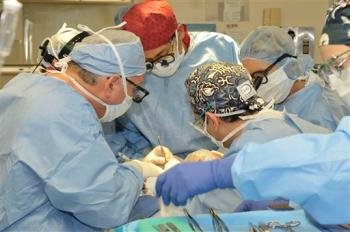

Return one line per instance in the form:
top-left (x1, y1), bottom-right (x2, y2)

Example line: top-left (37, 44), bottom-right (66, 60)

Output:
top-left (56, 24), bottom-right (137, 122)
top-left (327, 67), bottom-right (350, 106)
top-left (191, 115), bottom-right (249, 152)
top-left (257, 67), bottom-right (295, 104)
top-left (151, 31), bottom-right (185, 77)
top-left (67, 74), bottom-right (133, 122)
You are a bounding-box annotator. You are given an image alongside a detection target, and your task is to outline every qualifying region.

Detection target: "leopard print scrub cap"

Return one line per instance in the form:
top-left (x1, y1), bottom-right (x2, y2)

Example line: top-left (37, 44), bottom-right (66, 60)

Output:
top-left (185, 62), bottom-right (265, 116)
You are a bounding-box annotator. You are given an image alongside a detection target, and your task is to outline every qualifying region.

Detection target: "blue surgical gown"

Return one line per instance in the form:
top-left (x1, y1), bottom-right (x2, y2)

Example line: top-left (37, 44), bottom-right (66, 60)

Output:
top-left (110, 32), bottom-right (240, 158)
top-left (231, 116), bottom-right (350, 225)
top-left (186, 111), bottom-right (329, 215)
top-left (227, 112), bottom-right (330, 155)
top-left (275, 81), bottom-right (350, 131)
top-left (0, 73), bottom-right (143, 231)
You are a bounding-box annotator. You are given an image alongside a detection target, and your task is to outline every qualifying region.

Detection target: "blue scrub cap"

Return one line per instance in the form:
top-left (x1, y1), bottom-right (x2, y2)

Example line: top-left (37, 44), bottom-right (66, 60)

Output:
top-left (320, 0), bottom-right (350, 46)
top-left (239, 26), bottom-right (312, 80)
top-left (114, 4), bottom-right (134, 25)
top-left (185, 62), bottom-right (264, 116)
top-left (70, 29), bottom-right (146, 77)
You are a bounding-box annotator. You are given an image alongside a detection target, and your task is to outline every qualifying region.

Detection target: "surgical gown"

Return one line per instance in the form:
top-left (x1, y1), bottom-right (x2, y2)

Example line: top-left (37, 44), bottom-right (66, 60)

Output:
top-left (110, 32), bottom-right (240, 158)
top-left (275, 78), bottom-right (350, 131)
top-left (231, 116), bottom-right (350, 225)
top-left (228, 111), bottom-right (330, 155)
top-left (185, 111), bottom-right (329, 215)
top-left (0, 74), bottom-right (143, 231)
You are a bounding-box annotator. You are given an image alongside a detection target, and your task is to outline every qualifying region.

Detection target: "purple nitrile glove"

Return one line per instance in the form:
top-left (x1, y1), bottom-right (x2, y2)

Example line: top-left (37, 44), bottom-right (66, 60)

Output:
top-left (156, 155), bottom-right (235, 206)
top-left (234, 198), bottom-right (291, 212)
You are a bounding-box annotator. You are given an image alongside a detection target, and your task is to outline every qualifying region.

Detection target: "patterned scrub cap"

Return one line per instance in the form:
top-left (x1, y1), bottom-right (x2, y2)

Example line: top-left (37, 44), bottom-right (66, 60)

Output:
top-left (185, 62), bottom-right (264, 116)
top-left (320, 0), bottom-right (350, 45)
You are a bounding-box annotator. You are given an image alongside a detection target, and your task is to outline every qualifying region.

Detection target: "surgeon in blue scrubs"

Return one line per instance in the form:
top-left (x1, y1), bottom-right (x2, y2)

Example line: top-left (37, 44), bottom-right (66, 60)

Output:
top-left (239, 26), bottom-right (350, 131)
top-left (0, 28), bottom-right (162, 231)
top-left (110, 0), bottom-right (240, 158)
top-left (319, 0), bottom-right (350, 107)
top-left (156, 116), bottom-right (350, 226)
top-left (162, 62), bottom-right (330, 215)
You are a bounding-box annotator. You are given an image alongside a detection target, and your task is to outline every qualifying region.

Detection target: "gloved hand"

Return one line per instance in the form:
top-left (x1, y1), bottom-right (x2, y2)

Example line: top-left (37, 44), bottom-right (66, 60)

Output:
top-left (234, 198), bottom-right (291, 212)
top-left (127, 160), bottom-right (164, 179)
top-left (185, 149), bottom-right (224, 162)
top-left (156, 155), bottom-right (236, 206)
top-left (144, 145), bottom-right (173, 166)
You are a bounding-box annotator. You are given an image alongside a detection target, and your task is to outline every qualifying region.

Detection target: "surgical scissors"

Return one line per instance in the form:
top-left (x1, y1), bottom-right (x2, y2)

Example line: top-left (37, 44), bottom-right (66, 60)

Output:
top-left (183, 208), bottom-right (203, 232)
top-left (209, 208), bottom-right (229, 232)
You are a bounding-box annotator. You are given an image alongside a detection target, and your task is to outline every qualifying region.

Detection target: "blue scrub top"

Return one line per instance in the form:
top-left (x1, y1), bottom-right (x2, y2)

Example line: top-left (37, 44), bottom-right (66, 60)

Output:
top-left (0, 74), bottom-right (143, 231)
top-left (110, 31), bottom-right (240, 158)
top-left (275, 82), bottom-right (350, 131)
top-left (227, 112), bottom-right (330, 155)
top-left (232, 116), bottom-right (350, 225)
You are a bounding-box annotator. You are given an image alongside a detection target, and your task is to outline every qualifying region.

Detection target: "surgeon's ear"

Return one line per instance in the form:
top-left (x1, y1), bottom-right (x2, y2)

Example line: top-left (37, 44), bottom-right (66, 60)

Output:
top-left (177, 24), bottom-right (186, 41)
top-left (206, 112), bottom-right (220, 132)
top-left (103, 76), bottom-right (119, 99)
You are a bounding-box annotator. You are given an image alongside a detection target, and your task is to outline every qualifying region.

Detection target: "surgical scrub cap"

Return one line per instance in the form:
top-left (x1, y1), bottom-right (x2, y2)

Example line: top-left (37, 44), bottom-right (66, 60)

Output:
top-left (320, 0), bottom-right (350, 46)
top-left (69, 29), bottom-right (145, 77)
top-left (122, 0), bottom-right (178, 51)
top-left (114, 4), bottom-right (134, 25)
top-left (185, 62), bottom-right (264, 116)
top-left (239, 26), bottom-right (312, 80)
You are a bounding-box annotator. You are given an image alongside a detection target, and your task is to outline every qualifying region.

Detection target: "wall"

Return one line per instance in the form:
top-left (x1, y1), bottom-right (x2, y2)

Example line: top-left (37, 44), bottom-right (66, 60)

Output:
top-left (5, 2), bottom-right (127, 65)
top-left (164, 0), bottom-right (330, 63)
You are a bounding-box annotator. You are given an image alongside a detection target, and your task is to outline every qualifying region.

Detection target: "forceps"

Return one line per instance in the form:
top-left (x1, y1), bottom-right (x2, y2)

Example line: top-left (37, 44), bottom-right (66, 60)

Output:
top-left (157, 136), bottom-right (168, 162)
top-left (209, 208), bottom-right (229, 232)
top-left (183, 208), bottom-right (203, 232)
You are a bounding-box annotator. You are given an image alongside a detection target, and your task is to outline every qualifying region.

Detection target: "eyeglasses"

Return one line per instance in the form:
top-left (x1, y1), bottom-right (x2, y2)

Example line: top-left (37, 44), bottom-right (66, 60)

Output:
top-left (251, 53), bottom-right (297, 90)
top-left (145, 36), bottom-right (176, 72)
top-left (125, 78), bottom-right (149, 103)
top-left (327, 48), bottom-right (350, 71)
top-left (145, 54), bottom-right (176, 72)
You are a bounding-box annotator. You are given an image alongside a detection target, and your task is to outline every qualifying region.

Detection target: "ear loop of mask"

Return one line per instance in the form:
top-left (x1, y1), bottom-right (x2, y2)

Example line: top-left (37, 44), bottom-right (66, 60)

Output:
top-left (77, 23), bottom-right (129, 97)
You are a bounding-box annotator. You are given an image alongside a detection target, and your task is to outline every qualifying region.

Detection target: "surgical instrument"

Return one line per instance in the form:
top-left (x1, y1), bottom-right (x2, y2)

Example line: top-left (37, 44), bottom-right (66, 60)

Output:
top-left (183, 208), bottom-right (204, 232)
top-left (209, 208), bottom-right (229, 232)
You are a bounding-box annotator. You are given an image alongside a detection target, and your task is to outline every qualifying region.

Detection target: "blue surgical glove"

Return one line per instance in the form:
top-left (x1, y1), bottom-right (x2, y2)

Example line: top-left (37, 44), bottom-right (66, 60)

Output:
top-left (156, 155), bottom-right (235, 206)
top-left (234, 198), bottom-right (291, 212)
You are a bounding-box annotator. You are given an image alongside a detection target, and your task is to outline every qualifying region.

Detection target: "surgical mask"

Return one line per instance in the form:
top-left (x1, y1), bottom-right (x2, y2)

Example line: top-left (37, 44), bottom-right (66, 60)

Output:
top-left (191, 114), bottom-right (249, 152)
top-left (191, 100), bottom-right (276, 152)
top-left (151, 31), bottom-right (185, 77)
top-left (257, 67), bottom-right (295, 104)
top-left (53, 24), bottom-right (135, 122)
top-left (66, 74), bottom-right (133, 122)
top-left (328, 67), bottom-right (350, 106)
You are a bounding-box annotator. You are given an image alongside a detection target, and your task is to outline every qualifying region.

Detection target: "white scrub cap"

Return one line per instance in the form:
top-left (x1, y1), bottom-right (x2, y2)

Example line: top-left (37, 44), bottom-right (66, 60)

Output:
top-left (239, 26), bottom-right (313, 80)
top-left (69, 29), bottom-right (146, 77)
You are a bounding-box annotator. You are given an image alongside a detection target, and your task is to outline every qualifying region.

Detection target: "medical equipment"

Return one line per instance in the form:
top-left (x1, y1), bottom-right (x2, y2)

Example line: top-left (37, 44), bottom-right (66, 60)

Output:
top-left (152, 222), bottom-right (183, 232)
top-left (183, 208), bottom-right (204, 232)
top-left (0, 0), bottom-right (22, 71)
top-left (284, 27), bottom-right (315, 58)
top-left (249, 220), bottom-right (301, 232)
top-left (209, 208), bottom-right (229, 232)
top-left (157, 136), bottom-right (168, 163)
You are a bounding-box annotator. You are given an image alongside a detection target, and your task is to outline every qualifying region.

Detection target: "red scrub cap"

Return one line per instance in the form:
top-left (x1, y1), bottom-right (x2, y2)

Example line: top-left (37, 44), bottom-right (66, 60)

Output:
top-left (123, 0), bottom-right (178, 51)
